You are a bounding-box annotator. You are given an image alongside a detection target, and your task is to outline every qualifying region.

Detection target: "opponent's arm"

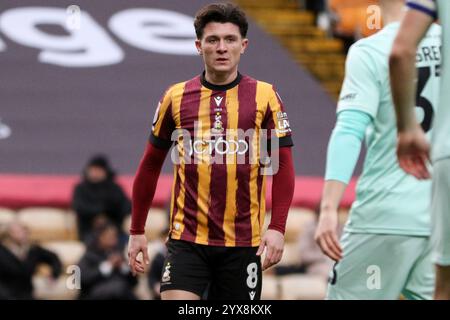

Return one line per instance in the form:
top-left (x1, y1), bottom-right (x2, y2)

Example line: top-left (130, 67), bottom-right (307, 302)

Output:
top-left (389, 8), bottom-right (435, 179)
top-left (316, 110), bottom-right (371, 261)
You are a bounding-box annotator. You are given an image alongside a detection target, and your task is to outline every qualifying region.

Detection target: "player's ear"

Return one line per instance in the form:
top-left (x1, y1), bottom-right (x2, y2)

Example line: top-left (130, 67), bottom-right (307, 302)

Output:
top-left (195, 39), bottom-right (202, 55)
top-left (241, 38), bottom-right (248, 54)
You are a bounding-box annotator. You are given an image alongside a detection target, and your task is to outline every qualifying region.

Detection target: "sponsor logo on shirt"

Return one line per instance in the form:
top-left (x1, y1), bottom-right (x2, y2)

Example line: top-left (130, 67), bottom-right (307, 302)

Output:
top-left (276, 111), bottom-right (291, 134)
top-left (340, 93), bottom-right (357, 102)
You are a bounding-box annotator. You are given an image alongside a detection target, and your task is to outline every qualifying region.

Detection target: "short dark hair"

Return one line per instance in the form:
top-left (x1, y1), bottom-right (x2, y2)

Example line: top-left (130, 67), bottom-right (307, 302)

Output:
top-left (194, 3), bottom-right (248, 39)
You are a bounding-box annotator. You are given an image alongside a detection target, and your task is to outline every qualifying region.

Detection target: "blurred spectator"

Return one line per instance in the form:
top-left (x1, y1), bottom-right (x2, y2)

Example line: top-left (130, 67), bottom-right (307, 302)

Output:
top-left (148, 250), bottom-right (165, 299)
top-left (0, 221), bottom-right (62, 299)
top-left (78, 223), bottom-right (137, 300)
top-left (305, 0), bottom-right (326, 13)
top-left (72, 155), bottom-right (131, 243)
top-left (147, 229), bottom-right (168, 300)
top-left (304, 0), bottom-right (327, 25)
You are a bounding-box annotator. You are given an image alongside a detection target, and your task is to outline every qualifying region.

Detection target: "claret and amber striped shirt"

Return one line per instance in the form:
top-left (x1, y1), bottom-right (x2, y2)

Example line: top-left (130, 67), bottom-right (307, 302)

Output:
top-left (150, 72), bottom-right (293, 247)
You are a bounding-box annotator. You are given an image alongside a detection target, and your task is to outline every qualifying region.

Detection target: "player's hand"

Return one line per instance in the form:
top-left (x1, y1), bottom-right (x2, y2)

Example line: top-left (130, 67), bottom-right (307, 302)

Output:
top-left (397, 126), bottom-right (431, 180)
top-left (315, 209), bottom-right (342, 261)
top-left (127, 234), bottom-right (150, 276)
top-left (256, 229), bottom-right (285, 271)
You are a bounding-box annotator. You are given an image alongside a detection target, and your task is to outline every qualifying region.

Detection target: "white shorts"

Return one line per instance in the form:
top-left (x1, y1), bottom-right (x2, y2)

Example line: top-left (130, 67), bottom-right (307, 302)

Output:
top-left (431, 158), bottom-right (450, 266)
top-left (326, 232), bottom-right (434, 300)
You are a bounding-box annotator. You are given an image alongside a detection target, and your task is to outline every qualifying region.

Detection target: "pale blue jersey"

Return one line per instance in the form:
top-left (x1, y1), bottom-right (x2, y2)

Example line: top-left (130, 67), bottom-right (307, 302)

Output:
top-left (337, 22), bottom-right (442, 236)
top-left (407, 0), bottom-right (450, 162)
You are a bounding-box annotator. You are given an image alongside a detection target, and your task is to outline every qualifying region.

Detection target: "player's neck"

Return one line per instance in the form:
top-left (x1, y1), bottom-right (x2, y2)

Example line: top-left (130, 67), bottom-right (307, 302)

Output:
top-left (204, 68), bottom-right (239, 86)
top-left (382, 5), bottom-right (406, 25)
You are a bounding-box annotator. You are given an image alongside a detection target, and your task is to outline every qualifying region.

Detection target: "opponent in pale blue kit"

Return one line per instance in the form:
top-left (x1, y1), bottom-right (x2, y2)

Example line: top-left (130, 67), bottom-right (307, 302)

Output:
top-left (390, 0), bottom-right (450, 300)
top-left (316, 0), bottom-right (441, 299)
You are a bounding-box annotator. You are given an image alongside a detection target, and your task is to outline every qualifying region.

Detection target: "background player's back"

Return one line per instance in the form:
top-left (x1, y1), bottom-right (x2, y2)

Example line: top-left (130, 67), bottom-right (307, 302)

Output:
top-left (431, 0), bottom-right (450, 162)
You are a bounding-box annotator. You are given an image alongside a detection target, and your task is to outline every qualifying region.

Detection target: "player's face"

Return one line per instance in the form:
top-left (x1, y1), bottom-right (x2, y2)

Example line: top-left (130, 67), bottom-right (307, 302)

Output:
top-left (196, 22), bottom-right (248, 75)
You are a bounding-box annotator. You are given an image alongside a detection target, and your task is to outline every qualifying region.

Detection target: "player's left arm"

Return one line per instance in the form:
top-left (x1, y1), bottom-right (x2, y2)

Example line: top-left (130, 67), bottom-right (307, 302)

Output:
top-left (257, 147), bottom-right (295, 271)
top-left (257, 87), bottom-right (295, 271)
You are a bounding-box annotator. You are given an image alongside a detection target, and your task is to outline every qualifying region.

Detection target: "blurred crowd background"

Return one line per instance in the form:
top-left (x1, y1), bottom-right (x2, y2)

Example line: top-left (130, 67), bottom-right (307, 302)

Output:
top-left (0, 154), bottom-right (349, 300)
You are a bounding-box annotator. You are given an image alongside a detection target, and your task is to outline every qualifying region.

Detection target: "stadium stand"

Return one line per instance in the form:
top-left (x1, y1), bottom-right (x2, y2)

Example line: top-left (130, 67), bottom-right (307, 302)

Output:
top-left (0, 174), bottom-right (356, 299)
top-left (261, 274), bottom-right (281, 300)
top-left (122, 208), bottom-right (169, 241)
top-left (329, 0), bottom-right (380, 39)
top-left (279, 274), bottom-right (327, 299)
top-left (41, 241), bottom-right (86, 268)
top-left (17, 207), bottom-right (76, 242)
top-left (0, 203), bottom-right (335, 300)
top-left (236, 0), bottom-right (382, 99)
top-left (0, 206), bottom-right (344, 300)
top-left (277, 242), bottom-right (302, 267)
top-left (284, 208), bottom-right (315, 243)
top-left (0, 207), bottom-right (15, 225)
top-left (33, 276), bottom-right (78, 300)
top-left (236, 0), bottom-right (346, 99)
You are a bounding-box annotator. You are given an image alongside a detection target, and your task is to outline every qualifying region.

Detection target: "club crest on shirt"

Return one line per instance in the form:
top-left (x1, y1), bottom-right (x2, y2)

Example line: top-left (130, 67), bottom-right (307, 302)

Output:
top-left (211, 112), bottom-right (224, 134)
top-left (162, 262), bottom-right (171, 283)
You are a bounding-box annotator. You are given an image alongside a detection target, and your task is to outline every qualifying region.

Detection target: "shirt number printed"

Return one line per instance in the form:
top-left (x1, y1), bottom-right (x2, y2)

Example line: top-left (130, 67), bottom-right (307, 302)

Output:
top-left (246, 262), bottom-right (258, 289)
top-left (416, 66), bottom-right (439, 133)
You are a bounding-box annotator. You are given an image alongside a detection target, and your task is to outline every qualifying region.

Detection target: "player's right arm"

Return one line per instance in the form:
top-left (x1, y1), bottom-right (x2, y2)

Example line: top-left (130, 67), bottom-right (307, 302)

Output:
top-left (128, 86), bottom-right (175, 275)
top-left (316, 44), bottom-right (377, 261)
top-left (389, 1), bottom-right (436, 179)
top-left (316, 111), bottom-right (371, 261)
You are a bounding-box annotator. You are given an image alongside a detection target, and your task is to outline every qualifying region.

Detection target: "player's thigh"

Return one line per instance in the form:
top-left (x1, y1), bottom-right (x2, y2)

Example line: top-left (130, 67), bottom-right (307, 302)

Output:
top-left (327, 232), bottom-right (414, 300)
top-left (431, 158), bottom-right (450, 266)
top-left (207, 247), bottom-right (262, 300)
top-left (402, 237), bottom-right (434, 300)
top-left (159, 239), bottom-right (211, 298)
top-left (161, 290), bottom-right (201, 300)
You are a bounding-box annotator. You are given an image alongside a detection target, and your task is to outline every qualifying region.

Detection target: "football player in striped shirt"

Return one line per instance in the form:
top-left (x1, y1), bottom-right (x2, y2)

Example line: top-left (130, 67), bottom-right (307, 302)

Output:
top-left (390, 0), bottom-right (450, 300)
top-left (127, 3), bottom-right (295, 300)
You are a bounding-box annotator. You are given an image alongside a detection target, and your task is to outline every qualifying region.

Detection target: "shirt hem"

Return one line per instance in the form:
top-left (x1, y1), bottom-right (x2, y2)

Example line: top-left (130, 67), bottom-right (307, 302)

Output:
top-left (344, 226), bottom-right (430, 237)
top-left (169, 234), bottom-right (260, 247)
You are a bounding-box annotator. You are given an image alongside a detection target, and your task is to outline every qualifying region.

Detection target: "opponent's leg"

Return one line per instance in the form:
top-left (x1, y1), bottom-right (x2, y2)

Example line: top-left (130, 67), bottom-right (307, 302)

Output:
top-left (431, 159), bottom-right (450, 300)
top-left (327, 232), bottom-right (417, 300)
